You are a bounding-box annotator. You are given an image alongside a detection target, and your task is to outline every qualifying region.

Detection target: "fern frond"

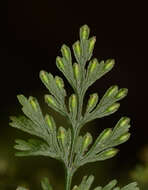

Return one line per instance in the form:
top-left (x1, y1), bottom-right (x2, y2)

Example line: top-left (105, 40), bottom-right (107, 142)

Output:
top-left (10, 24), bottom-right (139, 190)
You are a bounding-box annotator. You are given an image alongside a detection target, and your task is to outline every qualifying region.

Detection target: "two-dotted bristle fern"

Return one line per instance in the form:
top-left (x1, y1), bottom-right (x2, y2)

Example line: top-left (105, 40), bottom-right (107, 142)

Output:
top-left (10, 25), bottom-right (139, 190)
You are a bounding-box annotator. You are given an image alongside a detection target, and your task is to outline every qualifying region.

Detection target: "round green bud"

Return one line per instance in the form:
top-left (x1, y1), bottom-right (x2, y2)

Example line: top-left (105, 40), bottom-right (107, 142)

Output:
top-left (99, 128), bottom-right (112, 142)
top-left (88, 36), bottom-right (96, 54)
top-left (104, 59), bottom-right (115, 70)
top-left (88, 93), bottom-right (98, 106)
top-left (86, 93), bottom-right (98, 112)
top-left (61, 44), bottom-right (71, 61)
top-left (73, 63), bottom-right (80, 80)
top-left (119, 132), bottom-right (130, 142)
top-left (29, 97), bottom-right (37, 111)
top-left (40, 70), bottom-right (49, 84)
top-left (115, 88), bottom-right (128, 99)
top-left (119, 117), bottom-right (130, 127)
top-left (73, 41), bottom-right (81, 58)
top-left (45, 114), bottom-right (53, 130)
top-left (88, 59), bottom-right (98, 74)
top-left (103, 148), bottom-right (119, 157)
top-left (106, 85), bottom-right (118, 97)
top-left (82, 133), bottom-right (92, 150)
top-left (106, 103), bottom-right (120, 112)
top-left (45, 95), bottom-right (56, 106)
top-left (56, 56), bottom-right (64, 71)
top-left (69, 94), bottom-right (77, 118)
top-left (80, 24), bottom-right (90, 40)
top-left (69, 94), bottom-right (77, 109)
top-left (58, 127), bottom-right (66, 145)
top-left (55, 76), bottom-right (64, 89)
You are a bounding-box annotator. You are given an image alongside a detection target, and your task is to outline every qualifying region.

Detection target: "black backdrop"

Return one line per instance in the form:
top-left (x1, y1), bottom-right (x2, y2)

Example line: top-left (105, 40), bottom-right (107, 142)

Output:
top-left (1, 0), bottom-right (148, 186)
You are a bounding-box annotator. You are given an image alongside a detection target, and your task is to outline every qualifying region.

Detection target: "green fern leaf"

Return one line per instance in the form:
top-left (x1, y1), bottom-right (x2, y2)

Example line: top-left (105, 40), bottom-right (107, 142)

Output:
top-left (10, 24), bottom-right (139, 190)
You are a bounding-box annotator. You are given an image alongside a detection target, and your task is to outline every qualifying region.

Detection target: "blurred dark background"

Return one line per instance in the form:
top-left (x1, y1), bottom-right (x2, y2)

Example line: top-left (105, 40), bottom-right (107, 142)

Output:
top-left (0, 1), bottom-right (148, 189)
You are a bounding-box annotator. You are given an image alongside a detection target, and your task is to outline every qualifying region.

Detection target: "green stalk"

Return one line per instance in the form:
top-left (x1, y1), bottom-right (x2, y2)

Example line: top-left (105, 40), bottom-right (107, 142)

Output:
top-left (66, 168), bottom-right (73, 190)
top-left (65, 86), bottom-right (85, 190)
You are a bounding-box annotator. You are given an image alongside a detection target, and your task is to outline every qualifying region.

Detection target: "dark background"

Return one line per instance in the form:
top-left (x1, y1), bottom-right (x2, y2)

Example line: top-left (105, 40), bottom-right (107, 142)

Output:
top-left (0, 1), bottom-right (148, 189)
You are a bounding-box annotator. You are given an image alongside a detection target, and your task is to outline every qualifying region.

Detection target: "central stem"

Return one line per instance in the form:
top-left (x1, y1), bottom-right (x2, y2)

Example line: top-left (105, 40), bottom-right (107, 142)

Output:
top-left (66, 126), bottom-right (80, 190)
top-left (65, 91), bottom-right (85, 190)
top-left (66, 168), bottom-right (73, 190)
